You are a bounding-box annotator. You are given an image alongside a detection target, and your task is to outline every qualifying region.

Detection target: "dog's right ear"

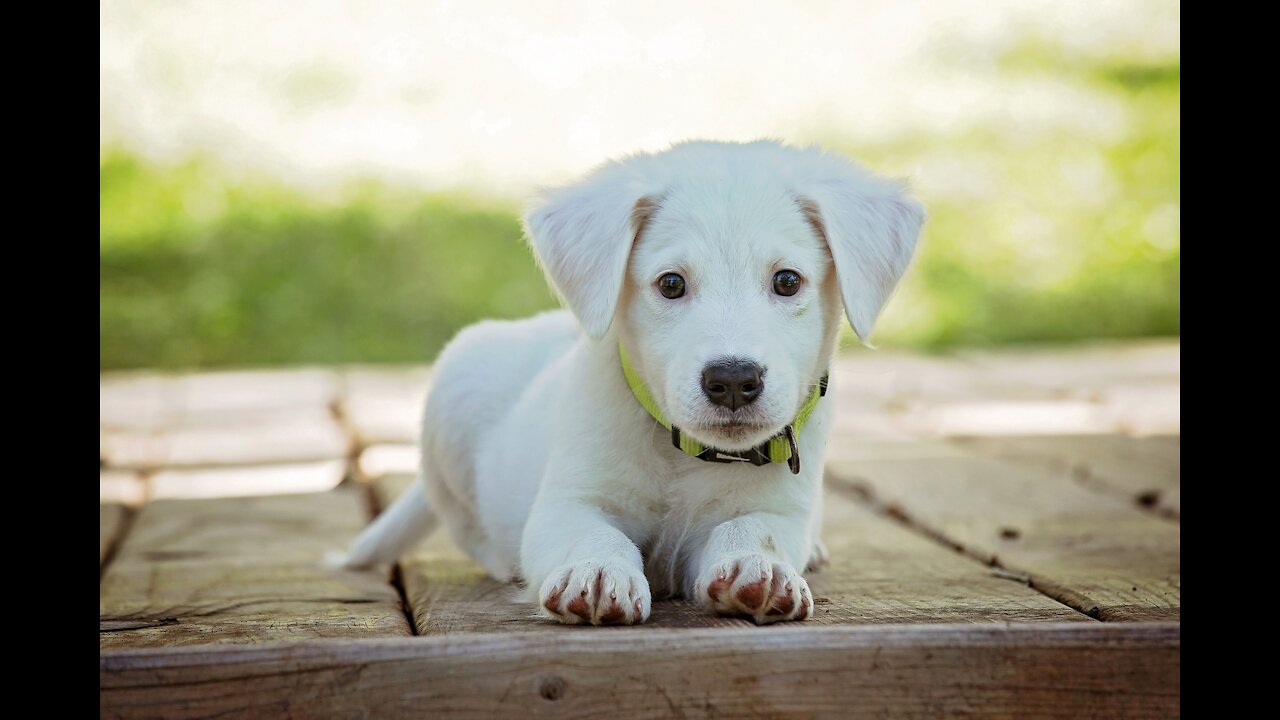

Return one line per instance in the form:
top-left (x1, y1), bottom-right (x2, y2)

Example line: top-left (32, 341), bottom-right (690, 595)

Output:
top-left (523, 163), bottom-right (661, 340)
top-left (791, 151), bottom-right (924, 347)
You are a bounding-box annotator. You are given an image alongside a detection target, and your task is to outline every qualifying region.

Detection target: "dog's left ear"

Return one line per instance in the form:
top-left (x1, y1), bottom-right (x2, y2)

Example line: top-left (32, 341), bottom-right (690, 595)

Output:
top-left (796, 160), bottom-right (924, 346)
top-left (523, 163), bottom-right (661, 339)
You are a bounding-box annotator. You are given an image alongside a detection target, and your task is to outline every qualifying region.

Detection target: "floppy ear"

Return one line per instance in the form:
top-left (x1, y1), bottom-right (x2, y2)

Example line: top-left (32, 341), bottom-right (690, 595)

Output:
top-left (796, 163), bottom-right (924, 345)
top-left (523, 163), bottom-right (661, 339)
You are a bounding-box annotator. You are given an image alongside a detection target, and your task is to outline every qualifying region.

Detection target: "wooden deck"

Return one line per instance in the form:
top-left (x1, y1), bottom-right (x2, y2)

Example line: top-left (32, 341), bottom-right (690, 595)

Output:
top-left (100, 341), bottom-right (1180, 718)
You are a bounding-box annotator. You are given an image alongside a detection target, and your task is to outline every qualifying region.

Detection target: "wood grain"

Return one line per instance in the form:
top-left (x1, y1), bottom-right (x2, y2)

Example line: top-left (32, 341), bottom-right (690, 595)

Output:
top-left (100, 622), bottom-right (1180, 719)
top-left (100, 489), bottom-right (412, 647)
top-left (97, 350), bottom-right (1180, 716)
top-left (953, 434), bottom-right (1180, 517)
top-left (375, 468), bottom-right (1087, 635)
top-left (829, 448), bottom-right (1179, 621)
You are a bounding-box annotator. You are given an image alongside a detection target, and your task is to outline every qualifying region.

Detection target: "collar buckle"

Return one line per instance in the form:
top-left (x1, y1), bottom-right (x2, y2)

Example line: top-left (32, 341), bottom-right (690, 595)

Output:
top-left (697, 446), bottom-right (773, 467)
top-left (671, 426), bottom-right (774, 467)
top-left (784, 425), bottom-right (800, 474)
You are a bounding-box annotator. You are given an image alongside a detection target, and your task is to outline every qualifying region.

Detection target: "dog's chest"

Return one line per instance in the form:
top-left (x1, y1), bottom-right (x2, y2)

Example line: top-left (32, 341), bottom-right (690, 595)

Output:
top-left (629, 466), bottom-right (768, 598)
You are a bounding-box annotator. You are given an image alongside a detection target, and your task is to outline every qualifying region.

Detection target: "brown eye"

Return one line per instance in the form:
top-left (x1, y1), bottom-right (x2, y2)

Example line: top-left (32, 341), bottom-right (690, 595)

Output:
top-left (773, 270), bottom-right (802, 296)
top-left (657, 272), bottom-right (686, 299)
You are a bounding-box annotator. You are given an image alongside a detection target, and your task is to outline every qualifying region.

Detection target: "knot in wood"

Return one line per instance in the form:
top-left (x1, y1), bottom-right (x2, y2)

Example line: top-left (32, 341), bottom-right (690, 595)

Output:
top-left (539, 675), bottom-right (566, 701)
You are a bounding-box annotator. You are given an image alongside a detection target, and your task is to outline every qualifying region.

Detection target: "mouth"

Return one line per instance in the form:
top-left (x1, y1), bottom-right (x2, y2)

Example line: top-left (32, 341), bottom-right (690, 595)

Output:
top-left (709, 419), bottom-right (771, 430)
top-left (685, 416), bottom-right (782, 450)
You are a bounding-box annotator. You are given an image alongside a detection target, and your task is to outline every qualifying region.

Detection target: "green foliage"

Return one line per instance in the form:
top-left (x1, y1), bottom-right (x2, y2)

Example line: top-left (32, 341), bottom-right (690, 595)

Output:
top-left (100, 153), bottom-right (558, 368)
top-left (834, 45), bottom-right (1179, 350)
top-left (100, 41), bottom-right (1178, 369)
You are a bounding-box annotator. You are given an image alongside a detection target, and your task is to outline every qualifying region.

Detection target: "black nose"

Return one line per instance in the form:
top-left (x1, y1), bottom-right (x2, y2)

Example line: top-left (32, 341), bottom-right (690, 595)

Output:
top-left (702, 360), bottom-right (764, 410)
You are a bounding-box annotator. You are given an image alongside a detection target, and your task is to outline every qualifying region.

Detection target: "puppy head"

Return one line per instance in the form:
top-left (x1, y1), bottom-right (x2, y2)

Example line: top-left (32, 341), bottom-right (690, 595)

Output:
top-left (524, 140), bottom-right (923, 451)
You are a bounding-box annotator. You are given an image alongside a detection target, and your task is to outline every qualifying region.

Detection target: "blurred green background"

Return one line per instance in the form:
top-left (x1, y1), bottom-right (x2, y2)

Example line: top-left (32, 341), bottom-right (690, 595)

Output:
top-left (100, 5), bottom-right (1178, 370)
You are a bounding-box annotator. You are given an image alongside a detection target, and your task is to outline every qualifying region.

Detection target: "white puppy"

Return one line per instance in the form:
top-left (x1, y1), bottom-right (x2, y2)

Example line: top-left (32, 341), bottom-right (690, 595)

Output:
top-left (343, 140), bottom-right (922, 625)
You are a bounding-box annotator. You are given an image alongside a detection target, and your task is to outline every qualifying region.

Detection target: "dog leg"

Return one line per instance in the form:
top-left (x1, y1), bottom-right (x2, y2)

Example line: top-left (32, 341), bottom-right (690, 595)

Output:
top-left (806, 539), bottom-right (830, 572)
top-left (690, 512), bottom-right (813, 624)
top-left (523, 501), bottom-right (651, 626)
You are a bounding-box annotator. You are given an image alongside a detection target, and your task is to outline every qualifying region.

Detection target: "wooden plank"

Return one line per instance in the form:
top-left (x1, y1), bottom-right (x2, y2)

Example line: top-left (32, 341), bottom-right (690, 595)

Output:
top-left (101, 369), bottom-right (349, 471)
top-left (808, 477), bottom-right (1087, 625)
top-left (826, 436), bottom-right (970, 465)
top-left (953, 434), bottom-right (1180, 517)
top-left (149, 459), bottom-right (347, 500)
top-left (100, 622), bottom-right (1180, 719)
top-left (824, 352), bottom-right (987, 445)
top-left (101, 470), bottom-right (147, 506)
top-left (100, 373), bottom-right (172, 431)
top-left (828, 448), bottom-right (1180, 621)
top-left (357, 443), bottom-right (419, 481)
top-left (101, 409), bottom-right (350, 470)
top-left (374, 473), bottom-right (708, 634)
top-left (100, 428), bottom-right (166, 470)
top-left (169, 368), bottom-right (341, 423)
top-left (161, 409), bottom-right (349, 466)
top-left (101, 503), bottom-right (128, 566)
top-left (1096, 383), bottom-right (1180, 436)
top-left (341, 366), bottom-right (432, 445)
top-left (829, 350), bottom-right (991, 406)
top-left (902, 398), bottom-right (1119, 437)
top-left (957, 342), bottom-right (1180, 436)
top-left (100, 368), bottom-right (343, 429)
top-left (957, 341), bottom-right (1180, 397)
top-left (375, 466), bottom-right (1086, 635)
top-left (826, 342), bottom-right (1180, 440)
top-left (100, 489), bottom-right (412, 647)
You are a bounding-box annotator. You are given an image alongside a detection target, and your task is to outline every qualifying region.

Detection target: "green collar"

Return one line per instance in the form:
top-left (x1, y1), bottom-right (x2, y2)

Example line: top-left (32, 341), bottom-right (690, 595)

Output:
top-left (619, 342), bottom-right (828, 474)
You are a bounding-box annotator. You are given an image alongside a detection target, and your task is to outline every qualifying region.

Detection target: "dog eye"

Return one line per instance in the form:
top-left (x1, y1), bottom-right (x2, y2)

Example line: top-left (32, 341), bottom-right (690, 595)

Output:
top-left (772, 270), bottom-right (802, 296)
top-left (657, 273), bottom-right (687, 299)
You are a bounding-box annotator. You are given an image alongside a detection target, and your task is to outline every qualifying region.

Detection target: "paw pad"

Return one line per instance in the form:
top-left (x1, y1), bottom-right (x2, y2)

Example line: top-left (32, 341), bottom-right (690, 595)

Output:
top-left (696, 556), bottom-right (812, 624)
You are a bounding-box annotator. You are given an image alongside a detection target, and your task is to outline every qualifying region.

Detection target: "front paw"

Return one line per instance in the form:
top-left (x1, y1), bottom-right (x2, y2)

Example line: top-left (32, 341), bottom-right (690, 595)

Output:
top-left (538, 561), bottom-right (651, 625)
top-left (695, 555), bottom-right (812, 624)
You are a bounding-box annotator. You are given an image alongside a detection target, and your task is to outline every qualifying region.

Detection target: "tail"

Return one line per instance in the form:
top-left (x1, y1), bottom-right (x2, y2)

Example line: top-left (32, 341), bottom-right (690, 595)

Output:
top-left (340, 480), bottom-right (439, 568)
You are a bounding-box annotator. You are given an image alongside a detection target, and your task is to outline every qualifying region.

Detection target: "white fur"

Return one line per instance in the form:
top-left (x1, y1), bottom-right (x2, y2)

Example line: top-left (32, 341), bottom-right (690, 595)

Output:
top-left (342, 140), bottom-right (922, 625)
top-left (341, 481), bottom-right (438, 568)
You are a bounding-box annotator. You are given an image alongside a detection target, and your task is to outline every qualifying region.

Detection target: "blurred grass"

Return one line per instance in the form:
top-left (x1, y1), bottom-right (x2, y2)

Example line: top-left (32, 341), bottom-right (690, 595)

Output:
top-left (100, 41), bottom-right (1177, 370)
top-left (835, 39), bottom-right (1179, 349)
top-left (100, 158), bottom-right (558, 368)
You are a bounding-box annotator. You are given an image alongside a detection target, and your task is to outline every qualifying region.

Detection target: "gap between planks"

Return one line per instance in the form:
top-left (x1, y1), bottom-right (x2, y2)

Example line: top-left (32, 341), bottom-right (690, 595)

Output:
top-left (100, 490), bottom-right (415, 647)
top-left (99, 503), bottom-right (137, 580)
top-left (376, 471), bottom-right (1089, 634)
top-left (822, 474), bottom-right (1094, 621)
top-left (361, 476), bottom-right (419, 636)
top-left (327, 378), bottom-right (368, 486)
top-left (823, 461), bottom-right (1178, 622)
